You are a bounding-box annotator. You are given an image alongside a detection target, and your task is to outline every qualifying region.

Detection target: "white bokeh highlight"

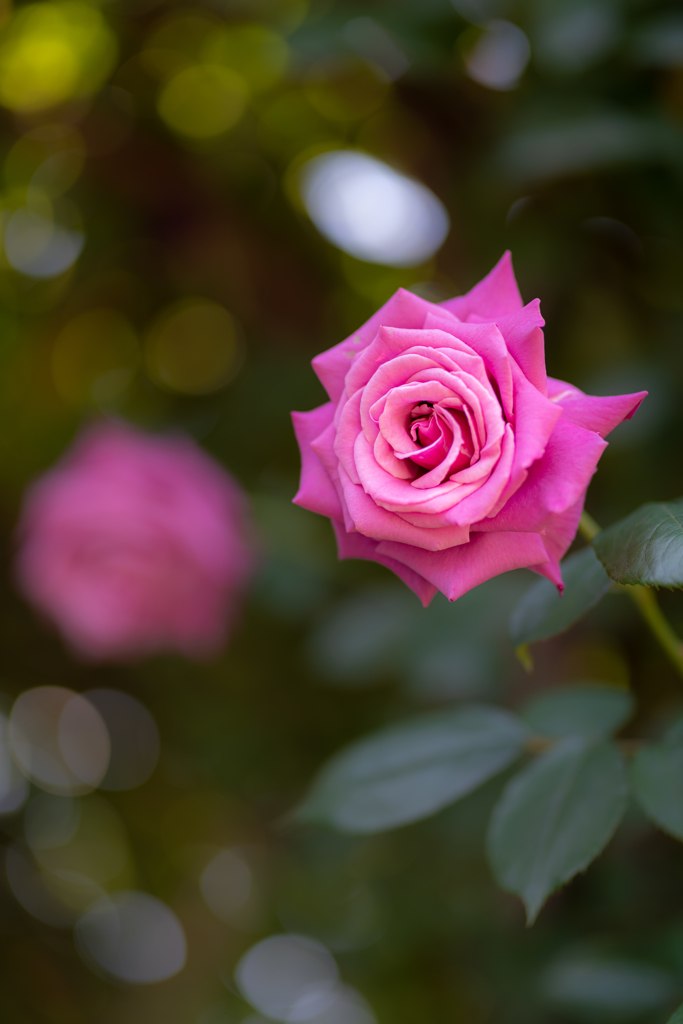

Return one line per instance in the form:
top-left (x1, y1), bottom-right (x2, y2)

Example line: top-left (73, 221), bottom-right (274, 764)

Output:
top-left (235, 935), bottom-right (376, 1024)
top-left (76, 891), bottom-right (187, 984)
top-left (299, 151), bottom-right (449, 267)
top-left (465, 21), bottom-right (530, 91)
top-left (84, 689), bottom-right (160, 791)
top-left (9, 687), bottom-right (110, 795)
top-left (4, 208), bottom-right (84, 278)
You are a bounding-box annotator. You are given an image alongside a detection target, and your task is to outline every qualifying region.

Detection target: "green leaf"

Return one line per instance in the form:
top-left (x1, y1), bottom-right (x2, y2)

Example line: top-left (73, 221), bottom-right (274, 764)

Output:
top-left (593, 498), bottom-right (683, 587)
top-left (509, 547), bottom-right (612, 648)
top-left (486, 738), bottom-right (628, 923)
top-left (632, 718), bottom-right (683, 841)
top-left (298, 706), bottom-right (529, 834)
top-left (522, 683), bottom-right (634, 739)
top-left (667, 1004), bottom-right (683, 1024)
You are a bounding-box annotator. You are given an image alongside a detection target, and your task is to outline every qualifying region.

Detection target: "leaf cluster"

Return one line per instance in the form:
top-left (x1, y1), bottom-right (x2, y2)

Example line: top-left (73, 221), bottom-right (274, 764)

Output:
top-left (299, 498), bottom-right (683, 928)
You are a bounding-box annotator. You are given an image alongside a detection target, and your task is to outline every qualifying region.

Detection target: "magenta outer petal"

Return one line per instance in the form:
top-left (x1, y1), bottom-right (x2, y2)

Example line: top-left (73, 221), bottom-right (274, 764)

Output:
top-left (477, 419), bottom-right (607, 534)
top-left (548, 378), bottom-right (648, 438)
top-left (528, 493), bottom-right (587, 591)
top-left (376, 530), bottom-right (549, 602)
top-left (292, 405), bottom-right (344, 520)
top-left (332, 520), bottom-right (437, 607)
top-left (439, 251), bottom-right (523, 321)
top-left (488, 359), bottom-right (561, 515)
top-left (492, 300), bottom-right (547, 395)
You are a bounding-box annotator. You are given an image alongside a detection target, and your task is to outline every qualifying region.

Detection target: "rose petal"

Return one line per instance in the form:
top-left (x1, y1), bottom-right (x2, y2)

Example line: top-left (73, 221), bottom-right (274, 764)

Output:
top-left (373, 432), bottom-right (418, 480)
top-left (310, 422), bottom-right (355, 532)
top-left (376, 530), bottom-right (549, 602)
top-left (334, 388), bottom-right (363, 484)
top-left (439, 251), bottom-right (523, 322)
top-left (527, 492), bottom-right (586, 591)
top-left (547, 378), bottom-right (648, 438)
top-left (491, 299), bottom-right (547, 395)
top-left (485, 358), bottom-right (562, 517)
top-left (313, 289), bottom-right (439, 403)
top-left (476, 418), bottom-right (608, 533)
top-left (332, 520), bottom-right (437, 606)
top-left (292, 405), bottom-right (344, 520)
top-left (338, 462), bottom-right (471, 551)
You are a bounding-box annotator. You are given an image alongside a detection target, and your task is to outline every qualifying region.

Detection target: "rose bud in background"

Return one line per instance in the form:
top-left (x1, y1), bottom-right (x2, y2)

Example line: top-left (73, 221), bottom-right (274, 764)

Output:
top-left (15, 422), bottom-right (255, 660)
top-left (292, 252), bottom-right (647, 606)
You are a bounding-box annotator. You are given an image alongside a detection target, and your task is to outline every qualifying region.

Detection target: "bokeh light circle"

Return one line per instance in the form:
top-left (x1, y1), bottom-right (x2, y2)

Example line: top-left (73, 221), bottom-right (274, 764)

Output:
top-left (235, 934), bottom-right (339, 1022)
top-left (158, 65), bottom-right (248, 139)
top-left (0, 2), bottom-right (117, 113)
top-left (145, 298), bottom-right (240, 394)
top-left (200, 847), bottom-right (251, 923)
top-left (9, 687), bottom-right (110, 795)
top-left (76, 890), bottom-right (187, 983)
top-left (84, 689), bottom-right (160, 791)
top-left (299, 151), bottom-right (449, 267)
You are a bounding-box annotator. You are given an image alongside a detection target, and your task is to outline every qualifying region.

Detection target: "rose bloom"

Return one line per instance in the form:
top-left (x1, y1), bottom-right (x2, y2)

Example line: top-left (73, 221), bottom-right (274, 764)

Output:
top-left (292, 253), bottom-right (646, 606)
top-left (15, 422), bottom-right (255, 660)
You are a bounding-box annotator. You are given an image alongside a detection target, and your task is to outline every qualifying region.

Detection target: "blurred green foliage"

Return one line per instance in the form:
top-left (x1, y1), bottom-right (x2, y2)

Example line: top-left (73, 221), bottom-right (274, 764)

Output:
top-left (1, 0), bottom-right (683, 1021)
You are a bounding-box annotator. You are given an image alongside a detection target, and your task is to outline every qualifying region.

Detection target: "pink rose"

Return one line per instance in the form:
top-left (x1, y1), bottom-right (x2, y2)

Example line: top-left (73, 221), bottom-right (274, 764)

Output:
top-left (15, 422), bottom-right (255, 660)
top-left (292, 253), bottom-right (646, 606)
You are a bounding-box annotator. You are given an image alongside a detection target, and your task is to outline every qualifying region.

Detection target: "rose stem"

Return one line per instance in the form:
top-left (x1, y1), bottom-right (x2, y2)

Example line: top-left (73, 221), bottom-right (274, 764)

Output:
top-left (580, 511), bottom-right (683, 681)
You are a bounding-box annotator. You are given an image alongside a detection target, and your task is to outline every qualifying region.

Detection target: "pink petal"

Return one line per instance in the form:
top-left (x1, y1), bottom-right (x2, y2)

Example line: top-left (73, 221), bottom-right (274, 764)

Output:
top-left (338, 462), bottom-right (471, 551)
top-left (292, 406), bottom-right (344, 520)
top-left (353, 432), bottom-right (480, 515)
top-left (310, 422), bottom-right (355, 532)
top-left (527, 493), bottom-right (586, 590)
top-left (312, 289), bottom-right (439, 403)
top-left (548, 378), bottom-right (648, 438)
top-left (376, 530), bottom-right (549, 602)
top-left (441, 423), bottom-right (515, 525)
top-left (489, 299), bottom-right (547, 395)
top-left (477, 418), bottom-right (607, 534)
top-left (486, 358), bottom-right (562, 517)
top-left (334, 388), bottom-right (363, 484)
top-left (426, 319), bottom-right (515, 421)
top-left (374, 432), bottom-right (418, 480)
top-left (332, 520), bottom-right (437, 607)
top-left (439, 251), bottom-right (523, 322)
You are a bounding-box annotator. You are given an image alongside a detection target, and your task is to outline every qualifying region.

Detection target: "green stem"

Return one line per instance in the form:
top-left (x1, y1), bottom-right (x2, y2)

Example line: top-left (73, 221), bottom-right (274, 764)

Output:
top-left (579, 511), bottom-right (683, 681)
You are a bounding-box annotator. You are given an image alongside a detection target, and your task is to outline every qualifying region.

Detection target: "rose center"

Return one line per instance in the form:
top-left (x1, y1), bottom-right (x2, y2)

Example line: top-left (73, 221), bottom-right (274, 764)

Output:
top-left (406, 402), bottom-right (474, 474)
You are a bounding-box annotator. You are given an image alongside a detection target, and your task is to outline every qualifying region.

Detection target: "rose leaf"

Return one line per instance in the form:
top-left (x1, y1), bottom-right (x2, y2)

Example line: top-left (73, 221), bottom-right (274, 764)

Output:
top-left (631, 718), bottom-right (683, 841)
top-left (593, 498), bottom-right (683, 587)
top-left (521, 683), bottom-right (634, 740)
top-left (509, 546), bottom-right (612, 649)
top-left (297, 705), bottom-right (529, 834)
top-left (668, 1004), bottom-right (683, 1024)
top-left (486, 737), bottom-right (628, 924)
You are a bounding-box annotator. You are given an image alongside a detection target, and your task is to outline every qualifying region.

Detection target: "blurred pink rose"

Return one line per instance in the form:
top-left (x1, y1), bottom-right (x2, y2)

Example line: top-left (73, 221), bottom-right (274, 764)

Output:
top-left (15, 422), bottom-right (255, 660)
top-left (292, 252), bottom-right (646, 606)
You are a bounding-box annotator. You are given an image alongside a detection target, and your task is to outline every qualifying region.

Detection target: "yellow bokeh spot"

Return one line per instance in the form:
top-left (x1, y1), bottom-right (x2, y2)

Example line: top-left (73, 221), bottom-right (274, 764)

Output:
top-left (202, 23), bottom-right (289, 94)
top-left (145, 299), bottom-right (240, 395)
top-left (0, 2), bottom-right (118, 113)
top-left (157, 65), bottom-right (248, 139)
top-left (52, 307), bottom-right (139, 405)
